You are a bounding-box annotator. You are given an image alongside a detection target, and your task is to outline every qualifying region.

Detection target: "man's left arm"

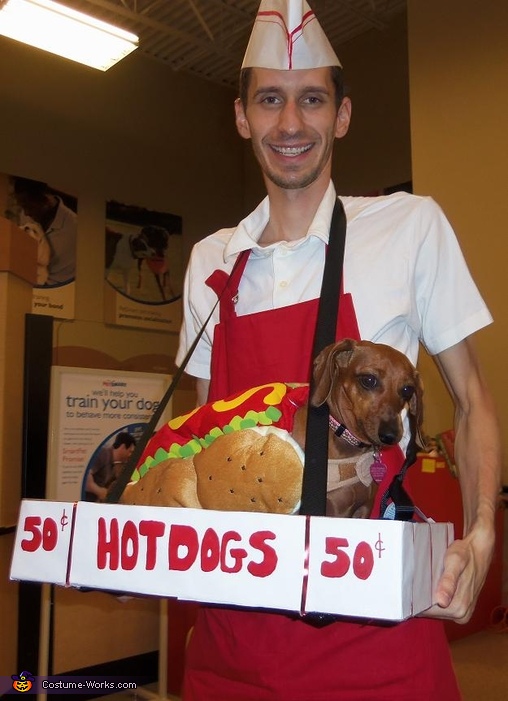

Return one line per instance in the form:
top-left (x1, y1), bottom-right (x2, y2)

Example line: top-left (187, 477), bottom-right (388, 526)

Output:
top-left (425, 336), bottom-right (501, 622)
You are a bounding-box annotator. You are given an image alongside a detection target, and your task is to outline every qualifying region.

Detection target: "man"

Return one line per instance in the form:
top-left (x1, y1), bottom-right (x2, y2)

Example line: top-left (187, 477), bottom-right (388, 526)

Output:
top-left (13, 176), bottom-right (77, 285)
top-left (176, 1), bottom-right (501, 698)
top-left (85, 432), bottom-right (136, 502)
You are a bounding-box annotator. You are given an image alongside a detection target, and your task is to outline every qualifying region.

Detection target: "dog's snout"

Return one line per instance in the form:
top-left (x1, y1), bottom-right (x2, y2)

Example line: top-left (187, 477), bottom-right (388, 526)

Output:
top-left (378, 432), bottom-right (398, 445)
top-left (377, 419), bottom-right (402, 446)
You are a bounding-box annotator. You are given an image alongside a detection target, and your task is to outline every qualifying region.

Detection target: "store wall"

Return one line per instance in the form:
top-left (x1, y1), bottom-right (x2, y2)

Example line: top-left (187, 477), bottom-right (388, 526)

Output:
top-left (407, 0), bottom-right (508, 484)
top-left (333, 11), bottom-right (412, 195)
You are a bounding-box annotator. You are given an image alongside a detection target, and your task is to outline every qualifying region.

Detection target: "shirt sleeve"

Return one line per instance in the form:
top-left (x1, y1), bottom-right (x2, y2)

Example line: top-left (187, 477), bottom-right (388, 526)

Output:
top-left (413, 197), bottom-right (493, 355)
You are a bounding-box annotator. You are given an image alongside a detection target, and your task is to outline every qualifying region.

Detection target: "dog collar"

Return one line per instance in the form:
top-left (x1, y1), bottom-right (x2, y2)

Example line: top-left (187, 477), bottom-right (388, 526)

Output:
top-left (328, 414), bottom-right (369, 448)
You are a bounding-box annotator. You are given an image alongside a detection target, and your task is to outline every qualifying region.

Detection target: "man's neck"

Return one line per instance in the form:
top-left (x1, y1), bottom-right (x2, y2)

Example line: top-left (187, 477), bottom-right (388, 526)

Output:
top-left (259, 178), bottom-right (330, 246)
top-left (40, 196), bottom-right (59, 232)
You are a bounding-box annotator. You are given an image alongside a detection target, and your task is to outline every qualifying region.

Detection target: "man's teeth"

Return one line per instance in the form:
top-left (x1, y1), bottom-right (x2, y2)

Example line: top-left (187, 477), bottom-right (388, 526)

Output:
top-left (272, 144), bottom-right (312, 156)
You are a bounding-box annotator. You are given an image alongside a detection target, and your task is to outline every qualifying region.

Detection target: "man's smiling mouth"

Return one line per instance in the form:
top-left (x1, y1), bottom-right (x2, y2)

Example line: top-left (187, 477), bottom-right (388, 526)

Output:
top-left (271, 144), bottom-right (313, 156)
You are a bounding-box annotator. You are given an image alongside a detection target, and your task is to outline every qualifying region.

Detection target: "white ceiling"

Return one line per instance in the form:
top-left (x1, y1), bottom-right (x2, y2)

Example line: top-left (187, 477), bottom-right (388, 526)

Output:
top-left (66, 0), bottom-right (407, 88)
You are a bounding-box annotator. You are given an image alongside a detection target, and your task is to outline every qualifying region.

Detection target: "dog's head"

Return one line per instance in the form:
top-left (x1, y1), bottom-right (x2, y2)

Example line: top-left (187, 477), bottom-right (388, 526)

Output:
top-left (129, 226), bottom-right (170, 259)
top-left (311, 339), bottom-right (425, 450)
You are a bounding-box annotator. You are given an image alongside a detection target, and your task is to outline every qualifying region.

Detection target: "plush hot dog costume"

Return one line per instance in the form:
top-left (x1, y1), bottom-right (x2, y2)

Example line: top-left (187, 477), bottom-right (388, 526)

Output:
top-left (121, 383), bottom-right (308, 513)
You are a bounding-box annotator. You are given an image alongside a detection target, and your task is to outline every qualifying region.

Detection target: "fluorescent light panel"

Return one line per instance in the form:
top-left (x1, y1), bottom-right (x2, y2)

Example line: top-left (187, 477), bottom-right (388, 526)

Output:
top-left (0, 0), bottom-right (138, 70)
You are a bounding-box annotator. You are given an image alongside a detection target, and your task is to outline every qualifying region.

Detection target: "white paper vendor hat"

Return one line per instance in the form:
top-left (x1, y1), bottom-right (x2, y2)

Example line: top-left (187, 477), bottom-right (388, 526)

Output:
top-left (242, 0), bottom-right (341, 70)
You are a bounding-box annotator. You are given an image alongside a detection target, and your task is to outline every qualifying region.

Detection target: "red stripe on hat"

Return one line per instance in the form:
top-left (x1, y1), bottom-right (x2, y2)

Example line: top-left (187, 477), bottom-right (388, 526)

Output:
top-left (290, 11), bottom-right (317, 67)
top-left (255, 9), bottom-right (317, 69)
top-left (256, 11), bottom-right (290, 66)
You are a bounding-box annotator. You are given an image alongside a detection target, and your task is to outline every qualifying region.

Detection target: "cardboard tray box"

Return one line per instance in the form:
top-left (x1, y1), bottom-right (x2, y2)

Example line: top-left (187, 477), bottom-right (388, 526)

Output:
top-left (10, 499), bottom-right (453, 621)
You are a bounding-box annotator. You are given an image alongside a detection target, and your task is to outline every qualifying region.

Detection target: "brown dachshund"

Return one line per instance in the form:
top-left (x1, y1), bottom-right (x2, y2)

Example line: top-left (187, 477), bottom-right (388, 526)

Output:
top-left (117, 339), bottom-right (424, 520)
top-left (292, 339), bottom-right (425, 519)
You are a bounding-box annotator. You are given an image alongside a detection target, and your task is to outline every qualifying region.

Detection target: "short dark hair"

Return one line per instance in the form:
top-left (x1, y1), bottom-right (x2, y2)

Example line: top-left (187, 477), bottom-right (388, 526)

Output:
top-left (238, 65), bottom-right (345, 109)
top-left (13, 177), bottom-right (48, 199)
top-left (113, 432), bottom-right (136, 449)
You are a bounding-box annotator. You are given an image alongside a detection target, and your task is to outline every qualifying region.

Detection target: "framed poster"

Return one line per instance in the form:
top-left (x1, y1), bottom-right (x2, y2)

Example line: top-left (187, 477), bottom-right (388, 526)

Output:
top-left (104, 199), bottom-right (183, 331)
top-left (2, 172), bottom-right (77, 319)
top-left (46, 367), bottom-right (171, 502)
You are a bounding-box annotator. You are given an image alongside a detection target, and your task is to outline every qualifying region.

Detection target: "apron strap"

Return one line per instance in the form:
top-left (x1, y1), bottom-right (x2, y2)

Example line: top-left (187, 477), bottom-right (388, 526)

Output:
top-left (300, 198), bottom-right (347, 517)
top-left (205, 250), bottom-right (250, 321)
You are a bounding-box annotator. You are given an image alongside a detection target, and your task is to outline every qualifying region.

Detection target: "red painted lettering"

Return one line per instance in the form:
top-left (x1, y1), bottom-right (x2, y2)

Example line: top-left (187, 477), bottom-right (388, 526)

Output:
top-left (247, 531), bottom-right (277, 577)
top-left (21, 516), bottom-right (42, 552)
top-left (21, 516), bottom-right (59, 553)
top-left (42, 518), bottom-right (58, 551)
top-left (352, 541), bottom-right (374, 580)
top-left (321, 537), bottom-right (350, 578)
top-left (139, 520), bottom-right (165, 570)
top-left (168, 524), bottom-right (199, 571)
top-left (97, 517), bottom-right (119, 570)
top-left (200, 528), bottom-right (220, 572)
top-left (121, 520), bottom-right (139, 570)
top-left (220, 531), bottom-right (246, 573)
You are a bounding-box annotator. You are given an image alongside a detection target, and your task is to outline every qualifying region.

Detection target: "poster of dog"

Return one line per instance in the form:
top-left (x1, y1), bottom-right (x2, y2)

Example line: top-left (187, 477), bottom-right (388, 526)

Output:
top-left (104, 199), bottom-right (183, 331)
top-left (1, 172), bottom-right (77, 319)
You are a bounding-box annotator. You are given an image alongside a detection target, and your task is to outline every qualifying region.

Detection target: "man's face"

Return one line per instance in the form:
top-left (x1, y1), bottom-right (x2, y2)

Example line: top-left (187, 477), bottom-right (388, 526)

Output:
top-left (15, 192), bottom-right (51, 224)
top-left (116, 443), bottom-right (135, 462)
top-left (235, 67), bottom-right (351, 191)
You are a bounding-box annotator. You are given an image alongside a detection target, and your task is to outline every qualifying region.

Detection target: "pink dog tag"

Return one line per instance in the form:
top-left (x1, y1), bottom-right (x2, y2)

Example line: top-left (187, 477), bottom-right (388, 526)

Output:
top-left (370, 456), bottom-right (387, 484)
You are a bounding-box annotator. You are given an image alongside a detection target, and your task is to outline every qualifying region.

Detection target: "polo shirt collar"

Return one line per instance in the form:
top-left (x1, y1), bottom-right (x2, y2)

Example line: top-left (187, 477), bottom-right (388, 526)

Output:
top-left (224, 181), bottom-right (338, 262)
top-left (46, 197), bottom-right (66, 234)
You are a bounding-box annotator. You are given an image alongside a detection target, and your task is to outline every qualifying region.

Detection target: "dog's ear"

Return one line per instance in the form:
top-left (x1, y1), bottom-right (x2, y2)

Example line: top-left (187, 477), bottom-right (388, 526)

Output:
top-left (311, 339), bottom-right (357, 407)
top-left (408, 371), bottom-right (427, 449)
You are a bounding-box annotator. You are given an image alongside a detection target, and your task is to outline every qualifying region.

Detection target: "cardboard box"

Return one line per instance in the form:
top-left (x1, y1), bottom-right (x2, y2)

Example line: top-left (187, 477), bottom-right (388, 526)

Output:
top-left (0, 216), bottom-right (38, 285)
top-left (10, 499), bottom-right (453, 621)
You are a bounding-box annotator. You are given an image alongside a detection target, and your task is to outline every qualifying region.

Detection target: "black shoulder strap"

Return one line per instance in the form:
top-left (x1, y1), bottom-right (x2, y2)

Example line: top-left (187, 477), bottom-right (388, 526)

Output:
top-left (378, 412), bottom-right (418, 521)
top-left (299, 198), bottom-right (347, 516)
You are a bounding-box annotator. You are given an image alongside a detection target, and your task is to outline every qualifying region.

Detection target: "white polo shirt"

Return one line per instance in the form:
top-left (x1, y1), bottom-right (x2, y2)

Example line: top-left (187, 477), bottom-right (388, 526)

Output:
top-left (177, 182), bottom-right (492, 380)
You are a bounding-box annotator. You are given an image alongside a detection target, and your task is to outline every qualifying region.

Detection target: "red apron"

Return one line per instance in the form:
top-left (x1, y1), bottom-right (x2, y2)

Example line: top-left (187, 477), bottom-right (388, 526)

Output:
top-left (206, 250), bottom-right (362, 398)
top-left (183, 252), bottom-right (460, 701)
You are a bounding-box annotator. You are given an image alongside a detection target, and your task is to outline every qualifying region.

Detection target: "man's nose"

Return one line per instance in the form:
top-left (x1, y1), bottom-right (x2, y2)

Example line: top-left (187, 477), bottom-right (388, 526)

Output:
top-left (277, 100), bottom-right (304, 135)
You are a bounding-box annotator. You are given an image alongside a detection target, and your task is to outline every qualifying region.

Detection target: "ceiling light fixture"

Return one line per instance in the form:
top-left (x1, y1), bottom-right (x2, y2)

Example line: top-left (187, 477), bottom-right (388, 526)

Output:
top-left (0, 0), bottom-right (138, 71)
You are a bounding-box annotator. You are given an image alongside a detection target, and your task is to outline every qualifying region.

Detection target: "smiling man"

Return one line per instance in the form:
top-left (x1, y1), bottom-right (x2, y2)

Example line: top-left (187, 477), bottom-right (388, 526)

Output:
top-left (175, 1), bottom-right (500, 699)
top-left (235, 66), bottom-right (350, 195)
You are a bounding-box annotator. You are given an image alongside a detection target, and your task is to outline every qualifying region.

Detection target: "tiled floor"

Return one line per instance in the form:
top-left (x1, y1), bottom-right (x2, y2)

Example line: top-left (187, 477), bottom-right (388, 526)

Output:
top-left (450, 628), bottom-right (508, 701)
top-left (94, 628), bottom-right (508, 701)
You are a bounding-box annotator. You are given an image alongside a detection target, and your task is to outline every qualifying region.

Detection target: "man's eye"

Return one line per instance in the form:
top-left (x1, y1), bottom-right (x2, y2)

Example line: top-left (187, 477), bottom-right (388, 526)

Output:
top-left (304, 96), bottom-right (322, 105)
top-left (400, 385), bottom-right (415, 401)
top-left (261, 95), bottom-right (280, 105)
top-left (358, 375), bottom-right (378, 390)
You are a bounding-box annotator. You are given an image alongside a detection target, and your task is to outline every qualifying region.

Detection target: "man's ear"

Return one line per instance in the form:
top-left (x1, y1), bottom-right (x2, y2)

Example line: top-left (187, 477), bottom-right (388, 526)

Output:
top-left (234, 98), bottom-right (251, 140)
top-left (335, 96), bottom-right (352, 139)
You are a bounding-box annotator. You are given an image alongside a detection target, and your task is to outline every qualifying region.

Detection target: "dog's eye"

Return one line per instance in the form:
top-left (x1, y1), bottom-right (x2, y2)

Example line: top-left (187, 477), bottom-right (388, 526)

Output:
top-left (400, 385), bottom-right (415, 401)
top-left (358, 374), bottom-right (378, 390)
